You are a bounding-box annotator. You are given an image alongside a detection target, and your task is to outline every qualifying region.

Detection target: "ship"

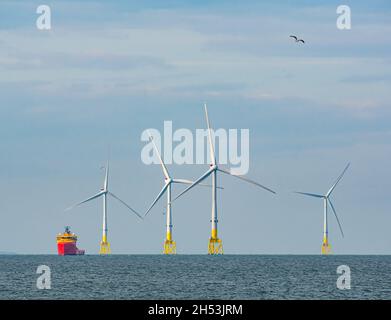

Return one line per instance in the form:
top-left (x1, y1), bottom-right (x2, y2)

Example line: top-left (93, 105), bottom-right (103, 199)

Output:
top-left (57, 226), bottom-right (85, 255)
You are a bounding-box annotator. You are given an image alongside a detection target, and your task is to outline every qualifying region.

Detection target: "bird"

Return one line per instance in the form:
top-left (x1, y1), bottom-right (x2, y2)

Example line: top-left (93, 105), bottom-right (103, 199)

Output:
top-left (290, 35), bottom-right (305, 44)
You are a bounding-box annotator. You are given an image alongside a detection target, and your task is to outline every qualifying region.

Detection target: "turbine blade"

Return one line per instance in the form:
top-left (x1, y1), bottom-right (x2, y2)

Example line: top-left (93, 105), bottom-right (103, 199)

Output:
top-left (147, 130), bottom-right (170, 179)
top-left (144, 183), bottom-right (169, 217)
top-left (172, 178), bottom-right (223, 190)
top-left (173, 168), bottom-right (214, 202)
top-left (294, 191), bottom-right (324, 198)
top-left (171, 178), bottom-right (194, 184)
top-left (104, 158), bottom-right (109, 191)
top-left (108, 192), bottom-right (142, 219)
top-left (328, 198), bottom-right (344, 238)
top-left (326, 163), bottom-right (350, 197)
top-left (65, 191), bottom-right (104, 211)
top-left (218, 168), bottom-right (276, 194)
top-left (198, 183), bottom-right (224, 190)
top-left (204, 104), bottom-right (216, 165)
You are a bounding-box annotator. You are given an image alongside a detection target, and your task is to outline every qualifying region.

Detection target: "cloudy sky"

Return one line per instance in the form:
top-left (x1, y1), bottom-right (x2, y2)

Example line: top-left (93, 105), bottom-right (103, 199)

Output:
top-left (0, 0), bottom-right (390, 254)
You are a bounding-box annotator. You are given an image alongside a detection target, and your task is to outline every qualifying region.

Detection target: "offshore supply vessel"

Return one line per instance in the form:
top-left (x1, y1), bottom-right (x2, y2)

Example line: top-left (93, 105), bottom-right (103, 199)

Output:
top-left (56, 226), bottom-right (85, 255)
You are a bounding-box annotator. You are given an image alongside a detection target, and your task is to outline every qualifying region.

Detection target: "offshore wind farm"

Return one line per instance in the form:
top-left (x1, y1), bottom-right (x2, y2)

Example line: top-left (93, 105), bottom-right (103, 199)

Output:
top-left (0, 0), bottom-right (390, 302)
top-left (59, 104), bottom-right (351, 256)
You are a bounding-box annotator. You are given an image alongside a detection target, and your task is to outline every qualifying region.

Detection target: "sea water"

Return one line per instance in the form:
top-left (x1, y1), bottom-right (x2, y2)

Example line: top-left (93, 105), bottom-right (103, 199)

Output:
top-left (0, 255), bottom-right (390, 299)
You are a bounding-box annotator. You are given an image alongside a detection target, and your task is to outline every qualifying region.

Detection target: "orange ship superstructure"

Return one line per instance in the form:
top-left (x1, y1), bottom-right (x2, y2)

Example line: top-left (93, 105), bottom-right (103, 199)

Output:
top-left (57, 226), bottom-right (85, 255)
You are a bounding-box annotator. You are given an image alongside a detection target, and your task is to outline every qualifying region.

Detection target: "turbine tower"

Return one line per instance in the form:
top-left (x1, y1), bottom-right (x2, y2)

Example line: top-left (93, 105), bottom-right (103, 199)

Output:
top-left (66, 159), bottom-right (142, 254)
top-left (174, 104), bottom-right (276, 255)
top-left (144, 130), bottom-right (221, 254)
top-left (295, 163), bottom-right (350, 255)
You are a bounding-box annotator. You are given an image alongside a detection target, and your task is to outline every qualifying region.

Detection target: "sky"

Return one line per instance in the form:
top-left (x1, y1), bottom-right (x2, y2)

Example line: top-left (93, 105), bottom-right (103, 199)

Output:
top-left (0, 0), bottom-right (390, 254)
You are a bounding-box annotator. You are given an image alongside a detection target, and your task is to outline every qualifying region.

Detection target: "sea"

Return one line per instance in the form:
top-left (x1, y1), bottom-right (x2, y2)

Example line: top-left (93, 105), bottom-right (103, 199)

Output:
top-left (0, 255), bottom-right (390, 300)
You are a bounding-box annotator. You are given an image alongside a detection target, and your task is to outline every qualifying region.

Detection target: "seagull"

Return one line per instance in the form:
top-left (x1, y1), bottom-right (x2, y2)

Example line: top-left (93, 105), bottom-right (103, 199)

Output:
top-left (290, 35), bottom-right (305, 44)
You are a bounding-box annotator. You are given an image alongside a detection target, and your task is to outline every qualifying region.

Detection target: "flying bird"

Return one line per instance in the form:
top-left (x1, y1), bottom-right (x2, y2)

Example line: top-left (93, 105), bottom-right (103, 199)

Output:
top-left (290, 35), bottom-right (305, 44)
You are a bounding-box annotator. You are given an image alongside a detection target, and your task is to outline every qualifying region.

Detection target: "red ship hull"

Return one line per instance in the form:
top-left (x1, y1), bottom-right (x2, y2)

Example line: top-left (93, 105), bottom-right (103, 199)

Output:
top-left (57, 242), bottom-right (85, 255)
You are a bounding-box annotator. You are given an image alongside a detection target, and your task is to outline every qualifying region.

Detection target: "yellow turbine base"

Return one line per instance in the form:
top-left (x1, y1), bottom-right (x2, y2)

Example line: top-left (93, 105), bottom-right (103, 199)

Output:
top-left (321, 241), bottom-right (331, 255)
top-left (208, 237), bottom-right (223, 255)
top-left (163, 239), bottom-right (176, 255)
top-left (99, 241), bottom-right (111, 255)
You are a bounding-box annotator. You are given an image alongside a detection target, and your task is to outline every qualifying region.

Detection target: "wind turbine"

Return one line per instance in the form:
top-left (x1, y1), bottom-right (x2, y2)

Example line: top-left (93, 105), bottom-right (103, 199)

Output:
top-left (66, 159), bottom-right (142, 254)
top-left (295, 163), bottom-right (350, 255)
top-left (173, 104), bottom-right (276, 255)
top-left (144, 130), bottom-right (222, 254)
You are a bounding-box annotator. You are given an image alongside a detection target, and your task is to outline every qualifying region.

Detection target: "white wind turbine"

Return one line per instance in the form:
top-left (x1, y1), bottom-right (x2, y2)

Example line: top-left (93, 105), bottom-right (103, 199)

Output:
top-left (173, 104), bottom-right (276, 254)
top-left (295, 163), bottom-right (350, 255)
top-left (66, 159), bottom-right (142, 254)
top-left (144, 130), bottom-right (222, 254)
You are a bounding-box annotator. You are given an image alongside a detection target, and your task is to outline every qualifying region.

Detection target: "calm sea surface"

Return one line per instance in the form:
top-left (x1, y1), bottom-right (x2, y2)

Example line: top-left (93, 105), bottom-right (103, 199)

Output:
top-left (0, 255), bottom-right (390, 300)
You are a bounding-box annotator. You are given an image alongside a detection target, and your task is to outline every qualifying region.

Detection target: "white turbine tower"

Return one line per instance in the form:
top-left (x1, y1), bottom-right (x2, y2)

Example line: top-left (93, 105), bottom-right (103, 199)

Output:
top-left (144, 130), bottom-right (221, 254)
top-left (295, 163), bottom-right (350, 255)
top-left (66, 159), bottom-right (142, 254)
top-left (174, 104), bottom-right (276, 255)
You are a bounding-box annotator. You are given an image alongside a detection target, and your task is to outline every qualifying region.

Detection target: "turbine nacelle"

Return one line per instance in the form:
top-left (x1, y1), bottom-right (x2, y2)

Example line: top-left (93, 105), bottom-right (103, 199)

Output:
top-left (210, 164), bottom-right (218, 171)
